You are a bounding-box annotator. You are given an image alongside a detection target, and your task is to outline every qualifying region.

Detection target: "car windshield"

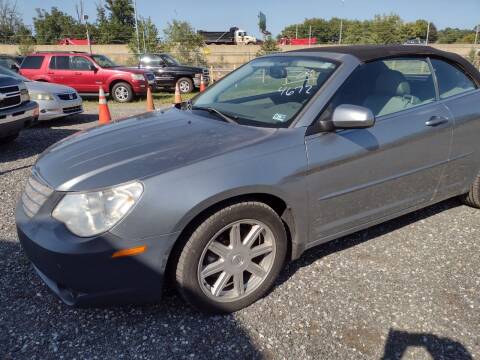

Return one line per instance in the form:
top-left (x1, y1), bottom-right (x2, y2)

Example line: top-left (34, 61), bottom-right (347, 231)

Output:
top-left (192, 56), bottom-right (338, 128)
top-left (0, 64), bottom-right (29, 81)
top-left (91, 54), bottom-right (118, 68)
top-left (161, 54), bottom-right (180, 66)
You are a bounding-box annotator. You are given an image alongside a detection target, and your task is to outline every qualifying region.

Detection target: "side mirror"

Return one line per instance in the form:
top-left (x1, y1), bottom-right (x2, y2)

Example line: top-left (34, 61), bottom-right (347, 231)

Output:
top-left (10, 64), bottom-right (19, 72)
top-left (332, 104), bottom-right (375, 129)
top-left (89, 64), bottom-right (98, 71)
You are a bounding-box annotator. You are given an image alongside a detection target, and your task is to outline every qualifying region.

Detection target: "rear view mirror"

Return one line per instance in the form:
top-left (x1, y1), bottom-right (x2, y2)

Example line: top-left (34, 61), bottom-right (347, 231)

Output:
top-left (332, 104), bottom-right (375, 129)
top-left (269, 66), bottom-right (287, 79)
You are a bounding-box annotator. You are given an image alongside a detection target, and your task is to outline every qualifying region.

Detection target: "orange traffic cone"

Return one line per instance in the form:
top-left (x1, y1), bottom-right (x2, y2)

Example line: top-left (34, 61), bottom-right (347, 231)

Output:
top-left (199, 74), bottom-right (206, 92)
top-left (174, 82), bottom-right (182, 105)
top-left (146, 86), bottom-right (155, 111)
top-left (98, 87), bottom-right (111, 125)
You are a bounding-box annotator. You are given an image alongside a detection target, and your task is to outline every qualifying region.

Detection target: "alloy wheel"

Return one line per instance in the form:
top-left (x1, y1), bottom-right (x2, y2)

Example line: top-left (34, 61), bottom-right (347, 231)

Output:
top-left (197, 220), bottom-right (276, 302)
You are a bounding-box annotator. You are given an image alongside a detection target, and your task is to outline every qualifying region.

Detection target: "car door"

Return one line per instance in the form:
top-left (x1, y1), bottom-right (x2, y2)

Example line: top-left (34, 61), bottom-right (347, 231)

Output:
top-left (48, 56), bottom-right (72, 87)
top-left (305, 57), bottom-right (453, 244)
top-left (70, 56), bottom-right (97, 93)
top-left (428, 58), bottom-right (480, 200)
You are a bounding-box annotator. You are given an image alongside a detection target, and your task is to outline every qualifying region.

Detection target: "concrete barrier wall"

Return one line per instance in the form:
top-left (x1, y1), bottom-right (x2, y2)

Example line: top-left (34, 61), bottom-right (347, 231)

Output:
top-left (1, 43), bottom-right (477, 67)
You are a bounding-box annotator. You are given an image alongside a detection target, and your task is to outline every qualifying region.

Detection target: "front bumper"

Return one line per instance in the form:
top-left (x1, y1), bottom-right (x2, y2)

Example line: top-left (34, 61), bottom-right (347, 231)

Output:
top-left (36, 97), bottom-right (83, 121)
top-left (16, 200), bottom-right (180, 306)
top-left (0, 101), bottom-right (38, 138)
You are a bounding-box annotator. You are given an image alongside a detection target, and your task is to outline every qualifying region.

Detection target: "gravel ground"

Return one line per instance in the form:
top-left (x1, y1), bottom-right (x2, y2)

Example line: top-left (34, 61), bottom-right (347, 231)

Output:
top-left (0, 107), bottom-right (479, 360)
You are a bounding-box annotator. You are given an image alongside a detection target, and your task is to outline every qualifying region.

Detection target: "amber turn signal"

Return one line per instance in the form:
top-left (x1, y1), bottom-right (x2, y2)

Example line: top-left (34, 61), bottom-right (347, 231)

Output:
top-left (111, 245), bottom-right (147, 259)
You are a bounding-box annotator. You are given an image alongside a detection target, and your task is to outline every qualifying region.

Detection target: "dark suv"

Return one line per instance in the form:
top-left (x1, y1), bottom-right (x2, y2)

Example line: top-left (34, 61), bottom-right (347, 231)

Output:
top-left (20, 52), bottom-right (155, 103)
top-left (138, 53), bottom-right (209, 93)
top-left (0, 75), bottom-right (38, 143)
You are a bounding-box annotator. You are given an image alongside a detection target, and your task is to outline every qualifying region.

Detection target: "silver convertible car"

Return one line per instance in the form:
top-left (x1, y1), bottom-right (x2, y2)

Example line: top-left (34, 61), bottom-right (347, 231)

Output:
top-left (16, 46), bottom-right (480, 313)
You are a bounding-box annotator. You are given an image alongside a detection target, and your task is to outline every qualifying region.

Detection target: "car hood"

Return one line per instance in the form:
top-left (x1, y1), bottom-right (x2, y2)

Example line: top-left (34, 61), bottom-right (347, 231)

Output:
top-left (114, 66), bottom-right (148, 74)
top-left (26, 80), bottom-right (76, 94)
top-left (34, 109), bottom-right (277, 191)
top-left (152, 65), bottom-right (205, 73)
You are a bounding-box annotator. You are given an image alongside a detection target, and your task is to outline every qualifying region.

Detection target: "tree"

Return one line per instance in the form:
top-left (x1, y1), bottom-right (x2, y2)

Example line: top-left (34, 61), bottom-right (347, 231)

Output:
top-left (162, 20), bottom-right (205, 65)
top-left (402, 20), bottom-right (437, 43)
top-left (33, 7), bottom-right (83, 44)
top-left (0, 0), bottom-right (31, 44)
top-left (95, 0), bottom-right (135, 44)
top-left (256, 38), bottom-right (280, 56)
top-left (128, 17), bottom-right (159, 54)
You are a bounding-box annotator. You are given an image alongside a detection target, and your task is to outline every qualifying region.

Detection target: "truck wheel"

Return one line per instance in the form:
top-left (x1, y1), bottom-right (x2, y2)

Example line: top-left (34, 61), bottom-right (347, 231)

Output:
top-left (0, 133), bottom-right (19, 144)
top-left (111, 82), bottom-right (133, 103)
top-left (175, 201), bottom-right (287, 313)
top-left (177, 77), bottom-right (193, 94)
top-left (463, 172), bottom-right (480, 208)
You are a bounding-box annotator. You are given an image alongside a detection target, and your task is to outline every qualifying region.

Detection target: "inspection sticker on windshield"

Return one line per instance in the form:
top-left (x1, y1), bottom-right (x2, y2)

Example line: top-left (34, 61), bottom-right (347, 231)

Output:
top-left (272, 113), bottom-right (287, 122)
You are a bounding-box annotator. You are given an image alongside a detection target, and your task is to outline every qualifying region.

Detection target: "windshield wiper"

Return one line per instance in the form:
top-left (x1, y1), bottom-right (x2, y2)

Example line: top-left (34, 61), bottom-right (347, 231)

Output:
top-left (191, 106), bottom-right (238, 124)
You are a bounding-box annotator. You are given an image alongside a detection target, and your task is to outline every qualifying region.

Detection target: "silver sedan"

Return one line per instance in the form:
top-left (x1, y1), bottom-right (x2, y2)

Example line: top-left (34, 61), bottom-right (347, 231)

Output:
top-left (0, 65), bottom-right (82, 120)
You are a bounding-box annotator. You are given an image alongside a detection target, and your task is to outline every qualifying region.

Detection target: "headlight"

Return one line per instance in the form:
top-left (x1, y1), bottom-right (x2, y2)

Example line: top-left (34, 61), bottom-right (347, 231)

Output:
top-left (20, 88), bottom-right (30, 102)
top-left (31, 92), bottom-right (54, 101)
top-left (131, 73), bottom-right (146, 81)
top-left (194, 73), bottom-right (201, 78)
top-left (52, 182), bottom-right (143, 237)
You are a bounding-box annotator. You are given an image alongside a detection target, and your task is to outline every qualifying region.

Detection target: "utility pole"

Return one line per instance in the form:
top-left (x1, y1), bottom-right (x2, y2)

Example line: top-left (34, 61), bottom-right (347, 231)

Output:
top-left (339, 0), bottom-right (345, 44)
top-left (295, 24), bottom-right (298, 39)
top-left (84, 16), bottom-right (92, 54)
top-left (308, 25), bottom-right (312, 47)
top-left (426, 21), bottom-right (430, 45)
top-left (133, 0), bottom-right (141, 55)
top-left (475, 24), bottom-right (479, 45)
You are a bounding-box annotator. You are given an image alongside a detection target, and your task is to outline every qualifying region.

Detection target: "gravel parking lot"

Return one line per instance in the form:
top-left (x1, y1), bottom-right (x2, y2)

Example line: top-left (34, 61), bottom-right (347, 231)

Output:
top-left (0, 106), bottom-right (479, 359)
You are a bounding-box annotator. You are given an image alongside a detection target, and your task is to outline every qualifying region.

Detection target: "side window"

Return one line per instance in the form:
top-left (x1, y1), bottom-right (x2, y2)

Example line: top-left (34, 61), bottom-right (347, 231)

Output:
top-left (430, 59), bottom-right (477, 99)
top-left (49, 56), bottom-right (70, 70)
top-left (70, 56), bottom-right (93, 71)
top-left (20, 56), bottom-right (44, 69)
top-left (319, 58), bottom-right (436, 120)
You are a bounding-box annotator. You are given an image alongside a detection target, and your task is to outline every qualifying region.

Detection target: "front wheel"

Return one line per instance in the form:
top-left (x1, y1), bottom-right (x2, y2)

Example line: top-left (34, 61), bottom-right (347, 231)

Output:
top-left (111, 82), bottom-right (133, 103)
top-left (175, 202), bottom-right (287, 313)
top-left (176, 77), bottom-right (193, 94)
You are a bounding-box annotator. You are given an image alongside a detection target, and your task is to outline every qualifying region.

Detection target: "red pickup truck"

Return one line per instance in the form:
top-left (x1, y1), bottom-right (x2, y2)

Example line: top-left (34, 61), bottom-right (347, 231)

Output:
top-left (20, 52), bottom-right (155, 103)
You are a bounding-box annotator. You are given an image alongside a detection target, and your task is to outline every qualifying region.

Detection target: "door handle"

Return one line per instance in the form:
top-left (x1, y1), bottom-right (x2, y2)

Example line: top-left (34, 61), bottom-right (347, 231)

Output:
top-left (74, 72), bottom-right (82, 75)
top-left (425, 116), bottom-right (449, 127)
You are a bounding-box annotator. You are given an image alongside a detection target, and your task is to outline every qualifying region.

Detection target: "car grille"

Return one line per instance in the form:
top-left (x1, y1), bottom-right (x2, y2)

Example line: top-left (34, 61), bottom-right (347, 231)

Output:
top-left (145, 73), bottom-right (155, 81)
top-left (21, 174), bottom-right (53, 218)
top-left (0, 85), bottom-right (21, 109)
top-left (63, 105), bottom-right (82, 114)
top-left (0, 85), bottom-right (19, 94)
top-left (57, 92), bottom-right (78, 101)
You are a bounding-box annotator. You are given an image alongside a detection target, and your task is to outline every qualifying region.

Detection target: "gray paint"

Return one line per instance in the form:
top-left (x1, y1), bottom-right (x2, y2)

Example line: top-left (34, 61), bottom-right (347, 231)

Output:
top-left (31, 52), bottom-right (480, 261)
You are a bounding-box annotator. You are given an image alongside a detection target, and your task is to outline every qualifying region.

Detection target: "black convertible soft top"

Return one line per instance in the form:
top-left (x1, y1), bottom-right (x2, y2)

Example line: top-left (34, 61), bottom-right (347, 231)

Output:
top-left (290, 45), bottom-right (480, 84)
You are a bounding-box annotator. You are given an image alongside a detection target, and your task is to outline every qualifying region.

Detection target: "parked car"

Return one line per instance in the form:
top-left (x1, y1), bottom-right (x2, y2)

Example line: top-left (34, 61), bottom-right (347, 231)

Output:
top-left (16, 46), bottom-right (480, 313)
top-left (19, 52), bottom-right (155, 103)
top-left (0, 75), bottom-right (38, 144)
top-left (138, 53), bottom-right (209, 93)
top-left (0, 54), bottom-right (22, 72)
top-left (0, 65), bottom-right (82, 121)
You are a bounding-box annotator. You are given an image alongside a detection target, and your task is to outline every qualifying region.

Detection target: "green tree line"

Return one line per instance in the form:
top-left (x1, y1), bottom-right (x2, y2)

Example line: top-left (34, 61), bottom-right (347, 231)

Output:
top-left (280, 14), bottom-right (478, 44)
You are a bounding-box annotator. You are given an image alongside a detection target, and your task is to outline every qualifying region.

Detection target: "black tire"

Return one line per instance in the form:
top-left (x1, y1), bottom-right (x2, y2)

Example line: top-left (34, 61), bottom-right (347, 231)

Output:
top-left (0, 133), bottom-right (18, 144)
top-left (463, 173), bottom-right (480, 208)
top-left (176, 77), bottom-right (194, 94)
top-left (111, 82), bottom-right (133, 103)
top-left (175, 202), bottom-right (287, 313)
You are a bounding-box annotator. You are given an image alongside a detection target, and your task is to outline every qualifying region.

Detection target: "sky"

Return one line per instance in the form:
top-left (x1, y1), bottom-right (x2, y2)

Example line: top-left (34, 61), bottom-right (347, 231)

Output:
top-left (17, 0), bottom-right (480, 38)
